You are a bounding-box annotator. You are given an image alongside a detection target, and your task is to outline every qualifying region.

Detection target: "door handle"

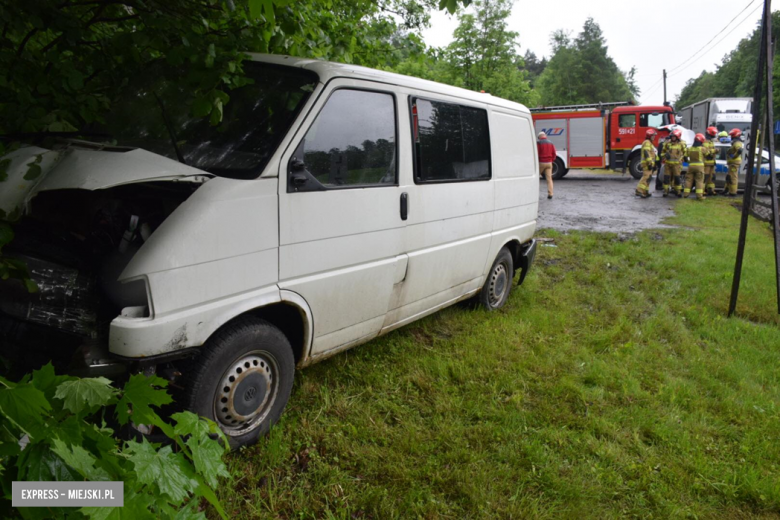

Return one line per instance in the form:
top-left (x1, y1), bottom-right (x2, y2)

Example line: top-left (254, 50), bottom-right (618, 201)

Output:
top-left (400, 192), bottom-right (408, 221)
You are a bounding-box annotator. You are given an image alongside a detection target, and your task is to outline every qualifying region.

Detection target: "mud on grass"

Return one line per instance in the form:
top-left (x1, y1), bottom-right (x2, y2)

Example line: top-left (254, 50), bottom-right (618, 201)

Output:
top-left (215, 197), bottom-right (780, 519)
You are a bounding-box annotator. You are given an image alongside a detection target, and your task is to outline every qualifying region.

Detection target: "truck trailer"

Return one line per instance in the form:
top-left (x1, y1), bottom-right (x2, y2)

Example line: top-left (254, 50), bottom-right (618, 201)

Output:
top-left (531, 101), bottom-right (678, 180)
top-left (678, 97), bottom-right (752, 138)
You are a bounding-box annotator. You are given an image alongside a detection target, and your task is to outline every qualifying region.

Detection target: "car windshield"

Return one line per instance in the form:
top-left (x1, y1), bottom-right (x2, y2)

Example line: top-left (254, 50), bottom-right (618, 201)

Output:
top-left (94, 62), bottom-right (318, 179)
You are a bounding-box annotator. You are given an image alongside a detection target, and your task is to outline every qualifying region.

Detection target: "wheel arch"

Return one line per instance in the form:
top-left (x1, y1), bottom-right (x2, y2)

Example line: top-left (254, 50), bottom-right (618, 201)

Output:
top-left (199, 290), bottom-right (313, 368)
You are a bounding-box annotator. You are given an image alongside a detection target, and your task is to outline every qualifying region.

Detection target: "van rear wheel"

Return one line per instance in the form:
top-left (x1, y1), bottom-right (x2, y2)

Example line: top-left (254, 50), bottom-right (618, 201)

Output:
top-left (183, 316), bottom-right (295, 450)
top-left (478, 248), bottom-right (514, 310)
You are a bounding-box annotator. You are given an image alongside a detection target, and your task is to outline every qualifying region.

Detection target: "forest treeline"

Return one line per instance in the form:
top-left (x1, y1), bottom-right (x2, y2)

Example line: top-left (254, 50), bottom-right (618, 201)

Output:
top-left (675, 11), bottom-right (779, 115)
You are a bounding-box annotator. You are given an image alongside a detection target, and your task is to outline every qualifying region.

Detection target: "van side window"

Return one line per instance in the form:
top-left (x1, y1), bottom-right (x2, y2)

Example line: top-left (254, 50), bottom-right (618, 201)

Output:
top-left (290, 89), bottom-right (397, 191)
top-left (412, 98), bottom-right (491, 183)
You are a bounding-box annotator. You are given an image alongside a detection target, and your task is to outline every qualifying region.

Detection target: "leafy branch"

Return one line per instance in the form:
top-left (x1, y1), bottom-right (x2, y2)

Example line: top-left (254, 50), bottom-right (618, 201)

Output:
top-left (0, 365), bottom-right (230, 519)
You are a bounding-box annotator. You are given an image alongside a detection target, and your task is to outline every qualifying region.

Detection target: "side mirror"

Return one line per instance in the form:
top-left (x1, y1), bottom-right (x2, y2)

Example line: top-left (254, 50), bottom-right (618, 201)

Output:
top-left (290, 158), bottom-right (306, 173)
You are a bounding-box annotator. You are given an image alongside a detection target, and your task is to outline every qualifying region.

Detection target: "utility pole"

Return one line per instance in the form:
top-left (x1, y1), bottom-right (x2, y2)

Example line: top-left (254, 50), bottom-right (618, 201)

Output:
top-left (663, 69), bottom-right (667, 104)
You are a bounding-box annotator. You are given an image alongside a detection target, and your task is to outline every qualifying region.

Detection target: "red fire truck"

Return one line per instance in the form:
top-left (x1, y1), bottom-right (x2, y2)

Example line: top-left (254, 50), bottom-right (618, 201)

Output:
top-left (531, 101), bottom-right (678, 180)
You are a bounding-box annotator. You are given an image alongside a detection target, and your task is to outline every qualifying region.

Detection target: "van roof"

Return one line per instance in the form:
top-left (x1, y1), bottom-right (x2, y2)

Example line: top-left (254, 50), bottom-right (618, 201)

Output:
top-left (247, 53), bottom-right (531, 115)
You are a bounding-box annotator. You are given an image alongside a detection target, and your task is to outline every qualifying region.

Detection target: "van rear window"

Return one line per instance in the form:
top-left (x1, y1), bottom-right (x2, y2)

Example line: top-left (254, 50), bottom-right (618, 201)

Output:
top-left (93, 62), bottom-right (318, 179)
top-left (412, 98), bottom-right (491, 183)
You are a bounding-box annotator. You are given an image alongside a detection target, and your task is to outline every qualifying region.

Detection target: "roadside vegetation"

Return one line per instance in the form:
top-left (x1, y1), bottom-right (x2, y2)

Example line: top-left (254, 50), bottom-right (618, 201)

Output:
top-left (217, 198), bottom-right (780, 519)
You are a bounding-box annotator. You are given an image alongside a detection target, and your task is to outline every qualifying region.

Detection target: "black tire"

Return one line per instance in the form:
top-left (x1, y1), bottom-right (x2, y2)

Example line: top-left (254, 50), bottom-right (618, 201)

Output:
top-left (183, 316), bottom-right (295, 450)
top-left (552, 158), bottom-right (568, 180)
top-left (478, 248), bottom-right (514, 310)
top-left (628, 155), bottom-right (644, 180)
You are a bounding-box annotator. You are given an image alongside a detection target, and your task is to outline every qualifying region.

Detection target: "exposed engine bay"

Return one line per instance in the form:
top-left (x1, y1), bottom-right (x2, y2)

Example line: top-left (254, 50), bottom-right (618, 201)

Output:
top-left (0, 181), bottom-right (201, 379)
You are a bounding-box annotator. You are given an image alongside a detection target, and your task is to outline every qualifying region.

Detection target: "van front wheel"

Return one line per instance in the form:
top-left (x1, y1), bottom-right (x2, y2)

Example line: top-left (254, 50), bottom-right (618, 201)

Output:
top-left (478, 248), bottom-right (514, 310)
top-left (183, 316), bottom-right (295, 450)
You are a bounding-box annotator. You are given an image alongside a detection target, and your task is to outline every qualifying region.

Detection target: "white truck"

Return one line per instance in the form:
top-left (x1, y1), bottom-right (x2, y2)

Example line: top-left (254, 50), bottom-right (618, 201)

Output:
top-left (678, 98), bottom-right (752, 138)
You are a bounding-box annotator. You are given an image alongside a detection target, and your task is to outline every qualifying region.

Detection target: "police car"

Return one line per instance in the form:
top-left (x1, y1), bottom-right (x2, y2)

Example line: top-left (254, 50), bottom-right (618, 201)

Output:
top-left (655, 140), bottom-right (777, 191)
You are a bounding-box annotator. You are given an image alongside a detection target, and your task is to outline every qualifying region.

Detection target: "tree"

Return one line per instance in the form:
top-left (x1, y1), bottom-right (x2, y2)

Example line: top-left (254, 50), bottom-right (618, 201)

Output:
top-left (536, 18), bottom-right (637, 106)
top-left (0, 0), bottom-right (472, 139)
top-left (434, 0), bottom-right (537, 105)
top-left (523, 50), bottom-right (547, 87)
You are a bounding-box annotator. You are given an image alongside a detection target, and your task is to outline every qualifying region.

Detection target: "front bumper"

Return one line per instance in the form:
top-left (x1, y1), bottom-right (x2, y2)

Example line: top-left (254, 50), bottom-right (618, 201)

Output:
top-left (517, 239), bottom-right (537, 285)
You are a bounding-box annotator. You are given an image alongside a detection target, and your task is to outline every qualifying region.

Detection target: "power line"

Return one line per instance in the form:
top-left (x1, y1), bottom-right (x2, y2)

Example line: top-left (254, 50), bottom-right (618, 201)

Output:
top-left (668, 2), bottom-right (762, 77)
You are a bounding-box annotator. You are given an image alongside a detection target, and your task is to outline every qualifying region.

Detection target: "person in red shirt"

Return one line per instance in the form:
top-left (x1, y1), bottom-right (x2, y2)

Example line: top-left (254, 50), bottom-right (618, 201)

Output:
top-left (537, 132), bottom-right (556, 199)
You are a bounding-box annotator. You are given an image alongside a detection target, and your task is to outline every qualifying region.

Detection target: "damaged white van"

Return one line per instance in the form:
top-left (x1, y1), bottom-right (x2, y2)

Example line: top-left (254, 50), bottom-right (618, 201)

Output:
top-left (0, 54), bottom-right (538, 447)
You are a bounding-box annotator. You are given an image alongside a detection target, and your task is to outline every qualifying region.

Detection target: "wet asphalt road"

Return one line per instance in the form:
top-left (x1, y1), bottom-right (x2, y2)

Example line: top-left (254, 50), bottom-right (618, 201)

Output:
top-left (537, 170), bottom-right (678, 234)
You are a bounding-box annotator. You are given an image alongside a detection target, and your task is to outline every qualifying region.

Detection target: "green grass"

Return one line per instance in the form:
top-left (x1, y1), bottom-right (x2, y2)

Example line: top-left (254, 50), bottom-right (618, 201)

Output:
top-left (216, 198), bottom-right (780, 519)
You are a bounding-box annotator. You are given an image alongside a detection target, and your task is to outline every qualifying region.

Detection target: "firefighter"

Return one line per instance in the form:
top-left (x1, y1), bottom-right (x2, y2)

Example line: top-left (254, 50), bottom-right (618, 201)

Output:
top-left (662, 128), bottom-right (687, 197)
top-left (703, 126), bottom-right (718, 196)
top-left (684, 133), bottom-right (707, 200)
top-left (634, 129), bottom-right (658, 198)
top-left (722, 128), bottom-right (743, 197)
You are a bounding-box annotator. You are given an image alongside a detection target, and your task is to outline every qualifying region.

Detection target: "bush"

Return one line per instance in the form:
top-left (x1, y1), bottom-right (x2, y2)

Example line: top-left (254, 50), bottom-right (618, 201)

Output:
top-left (0, 364), bottom-right (230, 519)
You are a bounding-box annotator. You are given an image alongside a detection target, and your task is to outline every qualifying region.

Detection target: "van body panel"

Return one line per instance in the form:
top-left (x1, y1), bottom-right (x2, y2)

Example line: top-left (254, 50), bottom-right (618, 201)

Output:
top-left (147, 248), bottom-right (278, 316)
top-left (382, 277), bottom-right (483, 332)
top-left (109, 285), bottom-right (281, 358)
top-left (120, 178), bottom-right (279, 279)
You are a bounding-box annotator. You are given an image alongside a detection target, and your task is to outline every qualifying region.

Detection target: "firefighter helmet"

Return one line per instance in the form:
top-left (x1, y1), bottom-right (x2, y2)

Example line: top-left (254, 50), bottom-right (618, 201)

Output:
top-left (729, 128), bottom-right (742, 138)
top-left (672, 129), bottom-right (683, 139)
top-left (706, 126), bottom-right (718, 137)
top-left (718, 131), bottom-right (728, 138)
top-left (695, 133), bottom-right (705, 143)
top-left (645, 129), bottom-right (657, 138)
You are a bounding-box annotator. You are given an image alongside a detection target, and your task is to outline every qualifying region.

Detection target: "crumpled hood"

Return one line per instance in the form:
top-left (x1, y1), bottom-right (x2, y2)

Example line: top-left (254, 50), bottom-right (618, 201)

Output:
top-left (0, 145), bottom-right (211, 217)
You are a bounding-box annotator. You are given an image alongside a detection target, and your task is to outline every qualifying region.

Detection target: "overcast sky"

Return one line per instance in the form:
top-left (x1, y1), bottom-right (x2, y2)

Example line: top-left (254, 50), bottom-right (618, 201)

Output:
top-left (422, 0), bottom-right (766, 106)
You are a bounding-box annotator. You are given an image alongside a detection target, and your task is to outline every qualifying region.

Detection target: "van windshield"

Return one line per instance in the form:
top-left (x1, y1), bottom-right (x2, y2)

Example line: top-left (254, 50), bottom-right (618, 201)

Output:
top-left (96, 62), bottom-right (318, 179)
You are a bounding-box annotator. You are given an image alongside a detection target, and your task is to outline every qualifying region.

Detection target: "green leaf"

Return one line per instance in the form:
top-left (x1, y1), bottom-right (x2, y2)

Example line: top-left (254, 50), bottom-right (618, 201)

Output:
top-left (248, 0), bottom-right (264, 19)
top-left (115, 374), bottom-right (171, 426)
top-left (126, 439), bottom-right (198, 503)
top-left (0, 383), bottom-right (50, 438)
top-left (18, 442), bottom-right (80, 482)
top-left (31, 363), bottom-right (74, 402)
top-left (54, 377), bottom-right (118, 415)
top-left (210, 98), bottom-right (224, 126)
top-left (0, 222), bottom-right (13, 248)
top-left (171, 412), bottom-right (229, 488)
top-left (23, 278), bottom-right (39, 293)
top-left (192, 97), bottom-right (212, 118)
top-left (51, 439), bottom-right (112, 481)
top-left (205, 43), bottom-right (216, 68)
top-left (0, 158), bottom-right (10, 182)
top-left (23, 163), bottom-right (42, 181)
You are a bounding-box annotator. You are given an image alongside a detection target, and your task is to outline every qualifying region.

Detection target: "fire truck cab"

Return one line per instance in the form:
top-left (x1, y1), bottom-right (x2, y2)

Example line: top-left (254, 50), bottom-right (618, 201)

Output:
top-left (531, 102), bottom-right (677, 180)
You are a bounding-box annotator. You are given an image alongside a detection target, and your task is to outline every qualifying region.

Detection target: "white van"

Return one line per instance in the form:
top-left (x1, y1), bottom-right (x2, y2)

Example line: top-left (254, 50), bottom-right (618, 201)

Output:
top-left (0, 54), bottom-right (539, 447)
